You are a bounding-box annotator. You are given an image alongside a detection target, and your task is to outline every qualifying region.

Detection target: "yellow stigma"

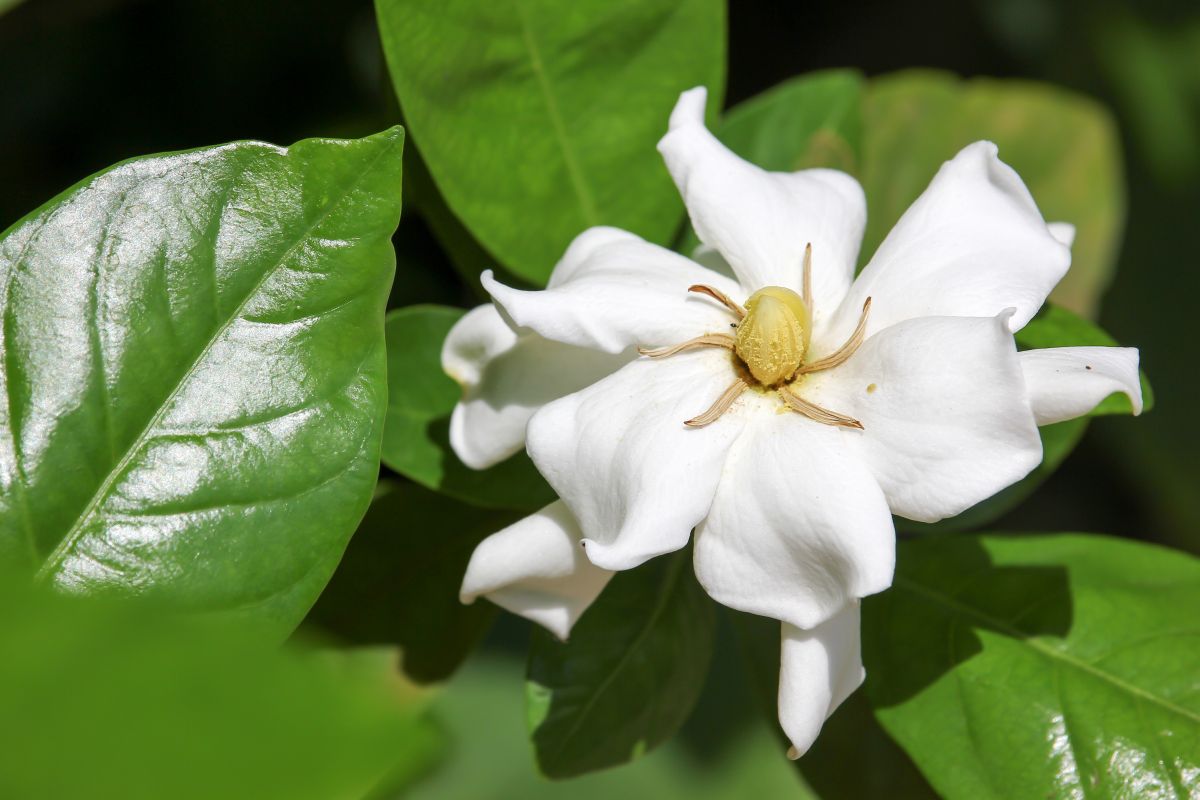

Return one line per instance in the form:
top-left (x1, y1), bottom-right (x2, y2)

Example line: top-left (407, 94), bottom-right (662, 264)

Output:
top-left (734, 286), bottom-right (810, 386)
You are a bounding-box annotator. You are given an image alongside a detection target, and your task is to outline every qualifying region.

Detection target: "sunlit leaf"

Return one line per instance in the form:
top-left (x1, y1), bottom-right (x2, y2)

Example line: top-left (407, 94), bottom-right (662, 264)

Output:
top-left (0, 129), bottom-right (403, 635)
top-left (865, 533), bottom-right (1200, 799)
top-left (377, 0), bottom-right (726, 285)
top-left (526, 548), bottom-right (716, 778)
top-left (381, 304), bottom-right (555, 511)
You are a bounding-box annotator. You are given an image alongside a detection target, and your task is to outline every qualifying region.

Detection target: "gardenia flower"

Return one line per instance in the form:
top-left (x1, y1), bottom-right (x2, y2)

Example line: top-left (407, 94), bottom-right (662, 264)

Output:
top-left (446, 87), bottom-right (1143, 758)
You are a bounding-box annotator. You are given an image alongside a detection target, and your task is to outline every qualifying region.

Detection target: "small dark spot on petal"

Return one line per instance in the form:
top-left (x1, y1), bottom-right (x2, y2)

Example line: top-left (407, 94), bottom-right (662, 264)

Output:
top-left (1085, 365), bottom-right (1093, 370)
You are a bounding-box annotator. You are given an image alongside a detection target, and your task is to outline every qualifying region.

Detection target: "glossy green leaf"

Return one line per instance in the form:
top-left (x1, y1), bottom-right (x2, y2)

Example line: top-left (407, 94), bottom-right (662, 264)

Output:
top-left (382, 304), bottom-right (555, 511)
top-left (865, 533), bottom-right (1200, 800)
top-left (526, 548), bottom-right (716, 778)
top-left (860, 70), bottom-right (1125, 317)
top-left (377, 0), bottom-right (726, 285)
top-left (901, 303), bottom-right (1151, 534)
top-left (0, 580), bottom-right (439, 800)
top-left (0, 129), bottom-right (403, 634)
top-left (306, 480), bottom-right (519, 683)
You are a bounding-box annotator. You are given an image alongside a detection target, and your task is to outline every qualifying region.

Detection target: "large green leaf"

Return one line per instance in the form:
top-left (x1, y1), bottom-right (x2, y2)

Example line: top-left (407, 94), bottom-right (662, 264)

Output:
top-left (526, 547), bottom-right (716, 778)
top-left (865, 533), bottom-right (1200, 799)
top-left (0, 580), bottom-right (439, 800)
top-left (0, 129), bottom-right (403, 635)
top-left (306, 480), bottom-right (519, 684)
top-left (377, 0), bottom-right (726, 286)
top-left (859, 70), bottom-right (1125, 317)
top-left (382, 304), bottom-right (555, 511)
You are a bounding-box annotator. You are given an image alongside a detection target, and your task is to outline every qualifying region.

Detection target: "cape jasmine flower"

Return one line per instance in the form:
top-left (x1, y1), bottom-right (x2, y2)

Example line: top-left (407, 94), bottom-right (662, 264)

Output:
top-left (448, 87), bottom-right (1143, 758)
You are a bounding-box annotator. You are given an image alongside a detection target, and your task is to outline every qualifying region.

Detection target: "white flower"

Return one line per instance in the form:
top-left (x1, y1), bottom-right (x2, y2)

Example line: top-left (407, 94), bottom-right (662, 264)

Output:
top-left (448, 87), bottom-right (1143, 758)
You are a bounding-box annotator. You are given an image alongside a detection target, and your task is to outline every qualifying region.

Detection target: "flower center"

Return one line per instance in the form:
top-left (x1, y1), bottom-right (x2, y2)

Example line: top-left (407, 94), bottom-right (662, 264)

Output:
top-left (637, 244), bottom-right (872, 429)
top-left (735, 286), bottom-right (811, 386)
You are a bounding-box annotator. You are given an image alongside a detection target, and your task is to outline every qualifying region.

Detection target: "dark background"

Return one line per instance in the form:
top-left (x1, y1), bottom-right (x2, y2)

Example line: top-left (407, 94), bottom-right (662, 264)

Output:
top-left (1, 0), bottom-right (1195, 558)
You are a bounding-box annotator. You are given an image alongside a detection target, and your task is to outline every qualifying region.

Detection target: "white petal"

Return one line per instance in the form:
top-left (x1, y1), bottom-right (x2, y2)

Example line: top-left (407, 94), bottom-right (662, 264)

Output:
top-left (526, 349), bottom-right (745, 571)
top-left (822, 141), bottom-right (1070, 353)
top-left (1047, 221), bottom-right (1076, 248)
top-left (693, 414), bottom-right (894, 630)
top-left (483, 226), bottom-right (742, 354)
top-left (1020, 346), bottom-right (1143, 426)
top-left (809, 313), bottom-right (1042, 523)
top-left (779, 604), bottom-right (865, 759)
top-left (443, 304), bottom-right (628, 469)
top-left (460, 501), bottom-right (614, 641)
top-left (658, 87), bottom-right (866, 322)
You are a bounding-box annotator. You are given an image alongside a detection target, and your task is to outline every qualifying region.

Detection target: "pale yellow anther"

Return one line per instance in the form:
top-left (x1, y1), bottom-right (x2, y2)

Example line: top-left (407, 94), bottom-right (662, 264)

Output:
top-left (734, 286), bottom-right (811, 386)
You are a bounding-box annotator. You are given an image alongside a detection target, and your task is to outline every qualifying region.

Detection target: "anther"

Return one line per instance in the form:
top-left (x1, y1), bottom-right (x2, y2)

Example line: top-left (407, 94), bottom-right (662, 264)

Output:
top-left (796, 297), bottom-right (871, 375)
top-left (688, 285), bottom-right (747, 319)
top-left (778, 387), bottom-right (864, 430)
top-left (638, 334), bottom-right (736, 359)
top-left (801, 243), bottom-right (813, 311)
top-left (685, 378), bottom-right (748, 428)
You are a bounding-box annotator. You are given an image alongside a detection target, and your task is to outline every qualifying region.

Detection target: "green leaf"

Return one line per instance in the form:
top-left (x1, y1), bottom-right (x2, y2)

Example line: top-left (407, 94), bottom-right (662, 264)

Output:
top-left (382, 304), bottom-right (555, 511)
top-left (306, 480), bottom-right (519, 683)
top-left (860, 70), bottom-right (1125, 318)
top-left (0, 580), bottom-right (439, 800)
top-left (865, 533), bottom-right (1200, 800)
top-left (526, 547), bottom-right (716, 778)
top-left (377, 0), bottom-right (726, 285)
top-left (0, 128), bottom-right (404, 635)
top-left (900, 302), bottom-right (1151, 534)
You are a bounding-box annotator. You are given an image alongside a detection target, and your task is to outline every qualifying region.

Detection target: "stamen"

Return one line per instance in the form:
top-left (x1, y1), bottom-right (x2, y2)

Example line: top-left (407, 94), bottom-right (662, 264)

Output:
top-left (685, 378), bottom-right (748, 428)
top-left (778, 387), bottom-right (864, 430)
top-left (801, 243), bottom-right (813, 312)
top-left (689, 284), bottom-right (746, 319)
top-left (796, 297), bottom-right (872, 375)
top-left (638, 333), bottom-right (736, 359)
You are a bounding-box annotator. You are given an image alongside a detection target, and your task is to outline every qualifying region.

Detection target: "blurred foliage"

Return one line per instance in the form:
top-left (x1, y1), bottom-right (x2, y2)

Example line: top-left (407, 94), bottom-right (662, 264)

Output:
top-left (410, 654), bottom-right (810, 799)
top-left (0, 578), bottom-right (439, 800)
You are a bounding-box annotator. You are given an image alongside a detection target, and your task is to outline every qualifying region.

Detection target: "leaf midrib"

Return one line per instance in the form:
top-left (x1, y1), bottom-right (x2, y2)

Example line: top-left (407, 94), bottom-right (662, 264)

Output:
top-left (34, 137), bottom-right (397, 582)
top-left (512, 0), bottom-right (600, 227)
top-left (543, 549), bottom-right (687, 763)
top-left (894, 574), bottom-right (1200, 725)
